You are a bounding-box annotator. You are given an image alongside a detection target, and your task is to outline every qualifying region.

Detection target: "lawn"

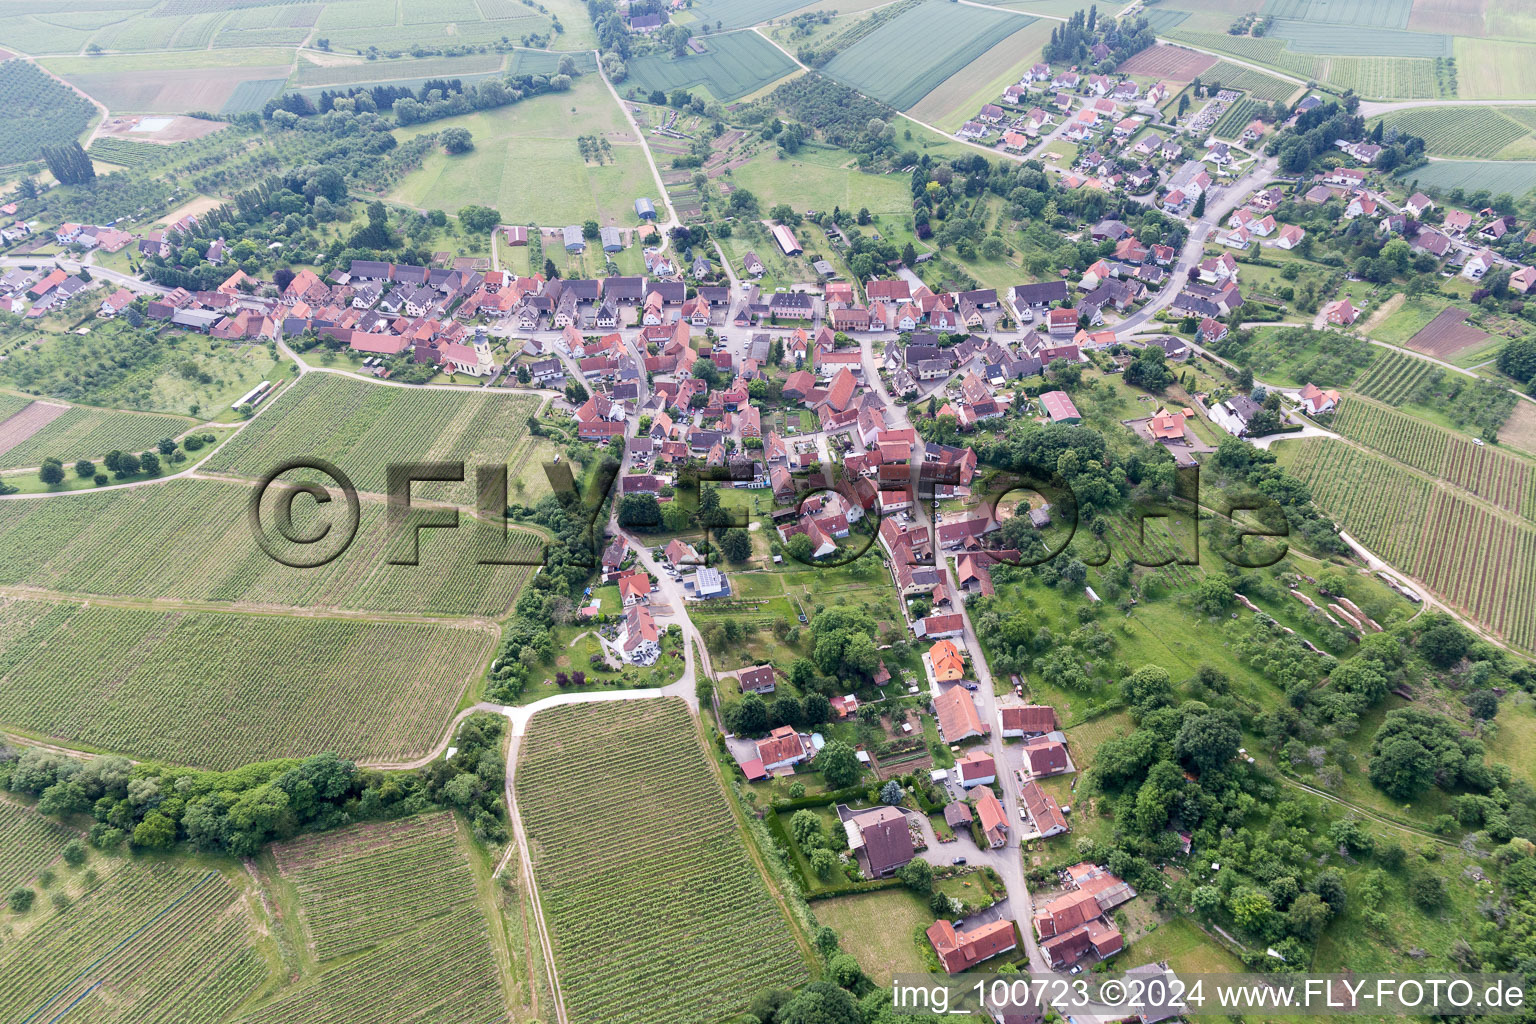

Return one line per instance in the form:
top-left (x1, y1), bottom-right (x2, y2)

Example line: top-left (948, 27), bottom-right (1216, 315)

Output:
top-left (1367, 294), bottom-right (1453, 345)
top-left (390, 75), bottom-right (657, 227)
top-left (516, 699), bottom-right (809, 1024)
top-left (1123, 915), bottom-right (1245, 975)
top-left (727, 142), bottom-right (917, 223)
top-left (813, 888), bottom-right (937, 985)
top-left (821, 0), bottom-right (1028, 110)
top-left (624, 30), bottom-right (797, 103)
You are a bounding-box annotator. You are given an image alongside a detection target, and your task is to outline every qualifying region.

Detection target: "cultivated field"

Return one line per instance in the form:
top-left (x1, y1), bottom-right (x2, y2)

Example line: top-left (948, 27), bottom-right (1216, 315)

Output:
top-left (902, 16), bottom-right (1054, 130)
top-left (821, 0), bottom-right (1025, 110)
top-left (1270, 18), bottom-right (1451, 57)
top-left (202, 372), bottom-right (541, 502)
top-left (678, 0), bottom-right (811, 31)
top-left (625, 30), bottom-right (796, 103)
top-left (1353, 348), bottom-right (1439, 404)
top-left (390, 75), bottom-right (654, 227)
top-left (233, 911), bottom-right (505, 1024)
top-left (1207, 61), bottom-right (1301, 101)
top-left (293, 51), bottom-right (506, 87)
top-left (1455, 39), bottom-right (1536, 100)
top-left (1261, 0), bottom-right (1413, 29)
top-left (0, 478), bottom-right (544, 617)
top-left (1397, 158), bottom-right (1536, 197)
top-left (272, 811), bottom-right (480, 960)
top-left (0, 58), bottom-right (96, 167)
top-left (517, 699), bottom-right (808, 1024)
top-left (60, 62), bottom-right (294, 116)
top-left (1167, 29), bottom-right (1448, 98)
top-left (1405, 306), bottom-right (1494, 359)
top-left (1286, 439), bottom-right (1536, 652)
top-left (1213, 97), bottom-right (1264, 139)
top-left (1501, 401), bottom-right (1536, 456)
top-left (0, 797), bottom-right (76, 892)
top-left (0, 402), bottom-right (193, 469)
top-left (0, 596), bottom-right (496, 768)
top-left (1373, 105), bottom-right (1535, 158)
top-left (1331, 398), bottom-right (1536, 520)
top-left (1115, 43), bottom-right (1218, 83)
top-left (1408, 0), bottom-right (1489, 36)
top-left (0, 862), bottom-right (266, 1024)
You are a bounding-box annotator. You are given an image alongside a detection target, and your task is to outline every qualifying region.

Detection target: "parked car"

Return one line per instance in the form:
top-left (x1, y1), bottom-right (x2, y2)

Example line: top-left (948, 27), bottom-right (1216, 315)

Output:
top-left (952, 856), bottom-right (967, 866)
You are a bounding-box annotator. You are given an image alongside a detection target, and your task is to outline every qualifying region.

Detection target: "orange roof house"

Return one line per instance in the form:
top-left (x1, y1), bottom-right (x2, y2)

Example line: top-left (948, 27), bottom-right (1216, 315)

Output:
top-left (934, 687), bottom-right (987, 742)
top-left (930, 639), bottom-right (966, 681)
top-left (926, 918), bottom-right (1017, 974)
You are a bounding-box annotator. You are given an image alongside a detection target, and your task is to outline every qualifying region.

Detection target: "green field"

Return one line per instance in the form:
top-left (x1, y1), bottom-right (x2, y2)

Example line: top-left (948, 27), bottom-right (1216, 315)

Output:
top-left (1396, 158), bottom-right (1536, 197)
top-left (0, 476), bottom-right (544, 616)
top-left (202, 373), bottom-right (541, 503)
top-left (292, 51), bottom-right (508, 86)
top-left (0, 798), bottom-right (76, 892)
top-left (1374, 105), bottom-right (1536, 159)
top-left (625, 30), bottom-right (796, 103)
top-left (1270, 18), bottom-right (1451, 57)
top-left (1353, 347), bottom-right (1440, 402)
top-left (821, 0), bottom-right (1026, 110)
top-left (272, 811), bottom-right (481, 960)
top-left (0, 596), bottom-right (496, 767)
top-left (1262, 0), bottom-right (1413, 29)
top-left (906, 15), bottom-right (1052, 130)
top-left (234, 911), bottom-right (504, 1024)
top-left (1283, 438), bottom-right (1536, 652)
top-left (0, 860), bottom-right (267, 1024)
top-left (1330, 398), bottom-right (1536, 520)
top-left (517, 699), bottom-right (808, 1024)
top-left (1207, 61), bottom-right (1302, 101)
top-left (0, 58), bottom-right (97, 167)
top-left (389, 74), bottom-right (656, 227)
top-left (1456, 39), bottom-right (1536, 100)
top-left (1, 321), bottom-right (285, 417)
top-left (1167, 28), bottom-right (1449, 98)
top-left (677, 0), bottom-right (812, 31)
top-left (0, 402), bottom-right (194, 469)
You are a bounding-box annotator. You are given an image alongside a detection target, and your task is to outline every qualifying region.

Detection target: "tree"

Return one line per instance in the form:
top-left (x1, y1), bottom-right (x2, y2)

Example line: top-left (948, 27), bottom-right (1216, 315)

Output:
top-left (1286, 891), bottom-right (1330, 940)
top-left (718, 528), bottom-right (752, 562)
top-left (1369, 734), bottom-right (1436, 798)
top-left (38, 459), bottom-right (64, 486)
top-left (898, 857), bottom-right (933, 893)
top-left (440, 127), bottom-right (474, 153)
top-left (810, 847), bottom-right (839, 879)
top-left (880, 779), bottom-right (903, 805)
top-left (139, 451), bottom-right (160, 476)
top-left (61, 840), bottom-right (86, 867)
top-left (73, 459), bottom-right (94, 479)
top-left (1192, 191), bottom-right (1206, 217)
top-left (617, 493), bottom-right (661, 529)
top-left (8, 886), bottom-right (34, 913)
top-left (1468, 690), bottom-right (1499, 720)
top-left (1229, 886), bottom-right (1273, 932)
top-left (112, 452), bottom-right (141, 478)
top-left (1410, 873), bottom-right (1447, 910)
top-left (457, 205), bottom-right (502, 233)
top-left (815, 740), bottom-right (861, 789)
top-left (1174, 707), bottom-right (1241, 776)
top-left (1123, 665), bottom-right (1174, 716)
top-left (777, 981), bottom-right (861, 1024)
top-left (733, 693), bottom-right (769, 735)
top-left (130, 812), bottom-right (176, 849)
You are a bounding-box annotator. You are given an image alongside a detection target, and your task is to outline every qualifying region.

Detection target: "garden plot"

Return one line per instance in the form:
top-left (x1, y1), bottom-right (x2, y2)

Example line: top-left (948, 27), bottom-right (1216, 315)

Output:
top-left (1405, 306), bottom-right (1493, 360)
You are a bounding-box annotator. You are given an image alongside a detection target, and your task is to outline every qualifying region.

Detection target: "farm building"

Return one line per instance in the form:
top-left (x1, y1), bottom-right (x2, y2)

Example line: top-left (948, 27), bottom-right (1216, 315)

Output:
top-left (600, 226), bottom-right (624, 253)
top-left (1039, 390), bottom-right (1081, 424)
top-left (562, 225), bottom-right (585, 252)
top-left (503, 225), bottom-right (528, 246)
top-left (771, 223), bottom-right (803, 256)
top-left (635, 197), bottom-right (656, 220)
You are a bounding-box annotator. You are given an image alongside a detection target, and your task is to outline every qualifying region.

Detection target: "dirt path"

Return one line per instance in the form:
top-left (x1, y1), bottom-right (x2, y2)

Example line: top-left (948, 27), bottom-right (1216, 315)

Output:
top-left (1361, 291), bottom-right (1404, 334)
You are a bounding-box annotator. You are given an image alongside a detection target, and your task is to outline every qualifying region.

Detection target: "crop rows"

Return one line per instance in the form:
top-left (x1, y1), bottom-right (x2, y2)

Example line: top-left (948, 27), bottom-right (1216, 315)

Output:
top-left (1213, 98), bottom-right (1262, 140)
top-left (1207, 62), bottom-right (1298, 102)
top-left (0, 798), bottom-right (76, 892)
top-left (1289, 440), bottom-right (1536, 651)
top-left (517, 699), bottom-right (807, 1024)
top-left (0, 597), bottom-right (493, 768)
top-left (1100, 513), bottom-right (1199, 589)
top-left (0, 56), bottom-right (96, 165)
top-left (0, 862), bottom-right (265, 1024)
top-left (1352, 349), bottom-right (1436, 404)
top-left (273, 811), bottom-right (479, 960)
top-left (0, 477), bottom-right (541, 617)
top-left (203, 374), bottom-right (540, 505)
top-left (0, 405), bottom-right (192, 470)
top-left (234, 910), bottom-right (506, 1024)
top-left (1374, 106), bottom-right (1533, 158)
top-left (1332, 399), bottom-right (1536, 520)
